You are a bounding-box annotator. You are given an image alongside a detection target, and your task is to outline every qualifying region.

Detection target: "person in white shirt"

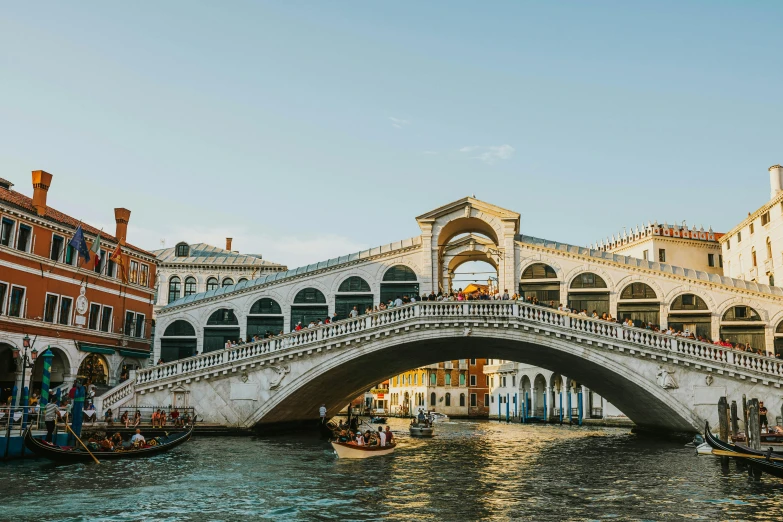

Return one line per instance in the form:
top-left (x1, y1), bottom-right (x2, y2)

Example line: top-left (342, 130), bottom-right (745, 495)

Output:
top-left (394, 297), bottom-right (403, 308)
top-left (130, 429), bottom-right (145, 444)
top-left (349, 307), bottom-right (359, 318)
top-left (319, 404), bottom-right (327, 424)
top-left (377, 426), bottom-right (386, 447)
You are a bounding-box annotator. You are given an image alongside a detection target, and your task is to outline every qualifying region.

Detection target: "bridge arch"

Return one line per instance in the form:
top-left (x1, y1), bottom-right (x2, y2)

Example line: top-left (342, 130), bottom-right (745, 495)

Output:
top-left (438, 217), bottom-right (501, 248)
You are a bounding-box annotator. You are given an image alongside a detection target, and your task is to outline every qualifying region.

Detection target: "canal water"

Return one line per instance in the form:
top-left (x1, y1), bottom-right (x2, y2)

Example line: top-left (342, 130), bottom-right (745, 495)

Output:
top-left (3, 419), bottom-right (783, 521)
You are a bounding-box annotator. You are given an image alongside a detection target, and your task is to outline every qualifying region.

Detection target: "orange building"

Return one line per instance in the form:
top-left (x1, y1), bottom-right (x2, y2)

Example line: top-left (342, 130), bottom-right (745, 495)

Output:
top-left (0, 171), bottom-right (156, 404)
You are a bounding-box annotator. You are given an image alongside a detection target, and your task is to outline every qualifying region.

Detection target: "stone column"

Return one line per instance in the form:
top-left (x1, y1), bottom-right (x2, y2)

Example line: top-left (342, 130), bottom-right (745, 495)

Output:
top-left (583, 386), bottom-right (591, 418)
top-left (530, 387), bottom-right (536, 418)
top-left (711, 314), bottom-right (720, 344)
top-left (659, 303), bottom-right (668, 329)
top-left (544, 386), bottom-right (552, 421)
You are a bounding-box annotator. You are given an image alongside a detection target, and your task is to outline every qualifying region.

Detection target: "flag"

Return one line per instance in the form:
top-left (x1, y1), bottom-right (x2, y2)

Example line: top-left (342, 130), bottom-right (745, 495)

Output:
top-left (68, 225), bottom-right (91, 264)
top-left (110, 239), bottom-right (126, 282)
top-left (90, 233), bottom-right (102, 268)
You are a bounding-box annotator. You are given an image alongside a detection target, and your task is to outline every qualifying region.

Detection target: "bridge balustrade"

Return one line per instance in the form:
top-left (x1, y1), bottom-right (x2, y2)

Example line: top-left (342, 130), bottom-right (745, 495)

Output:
top-left (134, 300), bottom-right (783, 393)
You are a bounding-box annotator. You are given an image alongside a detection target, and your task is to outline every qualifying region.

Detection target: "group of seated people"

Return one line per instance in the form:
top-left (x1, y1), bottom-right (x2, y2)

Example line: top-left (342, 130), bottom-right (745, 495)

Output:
top-left (85, 428), bottom-right (161, 451)
top-left (336, 425), bottom-right (394, 447)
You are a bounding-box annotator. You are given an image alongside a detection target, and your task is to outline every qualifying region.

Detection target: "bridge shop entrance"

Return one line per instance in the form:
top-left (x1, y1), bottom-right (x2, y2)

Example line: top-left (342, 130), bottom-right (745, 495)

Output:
top-left (204, 309), bottom-right (240, 352)
top-left (290, 288), bottom-right (328, 329)
top-left (247, 298), bottom-right (284, 338)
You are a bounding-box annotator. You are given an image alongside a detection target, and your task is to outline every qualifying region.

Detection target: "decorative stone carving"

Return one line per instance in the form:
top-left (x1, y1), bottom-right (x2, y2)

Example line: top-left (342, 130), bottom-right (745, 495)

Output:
top-left (705, 374), bottom-right (714, 386)
top-left (656, 367), bottom-right (678, 390)
top-left (268, 365), bottom-right (290, 389)
top-left (463, 327), bottom-right (472, 337)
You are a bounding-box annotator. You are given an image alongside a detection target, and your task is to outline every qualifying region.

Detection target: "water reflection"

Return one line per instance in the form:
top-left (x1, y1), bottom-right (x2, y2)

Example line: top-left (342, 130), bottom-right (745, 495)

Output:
top-left (3, 419), bottom-right (783, 521)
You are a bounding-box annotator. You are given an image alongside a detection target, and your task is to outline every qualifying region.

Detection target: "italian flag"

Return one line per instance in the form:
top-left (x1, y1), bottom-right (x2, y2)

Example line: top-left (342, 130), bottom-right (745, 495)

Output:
top-left (90, 233), bottom-right (101, 268)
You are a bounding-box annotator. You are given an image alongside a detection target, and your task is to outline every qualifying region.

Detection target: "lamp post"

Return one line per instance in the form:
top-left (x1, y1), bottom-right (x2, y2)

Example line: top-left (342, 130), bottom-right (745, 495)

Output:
top-left (15, 335), bottom-right (38, 405)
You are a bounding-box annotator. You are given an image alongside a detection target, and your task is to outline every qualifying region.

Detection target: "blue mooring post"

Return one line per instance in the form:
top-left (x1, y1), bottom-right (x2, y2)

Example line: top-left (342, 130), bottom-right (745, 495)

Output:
top-left (525, 391), bottom-right (530, 422)
top-left (70, 385), bottom-right (85, 446)
top-left (506, 393), bottom-right (510, 423)
top-left (567, 390), bottom-right (572, 424)
top-left (497, 394), bottom-right (501, 422)
top-left (577, 389), bottom-right (583, 426)
top-left (21, 386), bottom-right (29, 431)
top-left (559, 392), bottom-right (563, 423)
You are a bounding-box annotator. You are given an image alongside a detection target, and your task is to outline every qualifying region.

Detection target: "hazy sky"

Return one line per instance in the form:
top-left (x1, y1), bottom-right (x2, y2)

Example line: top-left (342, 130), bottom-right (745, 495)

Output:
top-left (2, 2), bottom-right (782, 283)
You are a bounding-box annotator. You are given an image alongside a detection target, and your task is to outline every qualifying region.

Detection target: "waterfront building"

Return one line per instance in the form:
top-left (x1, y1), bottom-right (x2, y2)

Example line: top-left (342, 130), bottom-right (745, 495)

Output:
top-left (0, 171), bottom-right (156, 402)
top-left (388, 360), bottom-right (473, 418)
top-left (152, 240), bottom-right (286, 361)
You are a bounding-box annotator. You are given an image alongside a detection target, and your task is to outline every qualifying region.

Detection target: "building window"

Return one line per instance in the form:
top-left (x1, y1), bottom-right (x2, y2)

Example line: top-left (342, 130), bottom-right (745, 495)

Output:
top-left (222, 278), bottom-right (234, 287)
top-left (430, 373), bottom-right (436, 386)
top-left (487, 394), bottom-right (492, 404)
top-left (124, 311), bottom-right (135, 336)
top-left (445, 393), bottom-right (451, 407)
top-left (470, 375), bottom-right (477, 386)
top-left (100, 306), bottom-right (113, 332)
top-left (16, 224), bottom-right (31, 252)
top-left (767, 239), bottom-right (773, 260)
top-left (184, 277), bottom-right (197, 297)
top-left (0, 282), bottom-right (7, 314)
top-left (643, 250), bottom-right (648, 261)
top-left (0, 218), bottom-right (15, 247)
top-left (459, 393), bottom-right (465, 407)
top-left (430, 392), bottom-right (436, 406)
top-left (238, 278), bottom-right (248, 284)
top-left (139, 264), bottom-right (149, 287)
top-left (88, 303), bottom-right (101, 330)
top-left (752, 249), bottom-right (757, 267)
top-left (502, 377), bottom-right (507, 387)
top-left (750, 223), bottom-right (755, 234)
top-left (44, 294), bottom-right (58, 323)
top-left (512, 375), bottom-right (516, 387)
top-left (719, 255), bottom-right (723, 268)
top-left (738, 231), bottom-right (742, 243)
top-left (726, 240), bottom-right (731, 250)
top-left (58, 297), bottom-right (72, 325)
top-left (658, 248), bottom-right (666, 263)
top-left (168, 276), bottom-right (181, 303)
top-left (107, 253), bottom-right (115, 277)
top-left (471, 393), bottom-right (477, 407)
top-left (129, 260), bottom-right (139, 284)
top-left (8, 286), bottom-right (25, 317)
top-left (50, 235), bottom-right (64, 262)
top-left (459, 373), bottom-right (465, 386)
top-left (445, 373), bottom-right (451, 386)
top-left (486, 376), bottom-right (489, 386)
top-left (206, 277), bottom-right (218, 291)
top-left (762, 212), bottom-right (770, 226)
top-left (708, 254), bottom-right (715, 267)
top-left (175, 243), bottom-right (189, 257)
top-left (470, 358), bottom-right (476, 365)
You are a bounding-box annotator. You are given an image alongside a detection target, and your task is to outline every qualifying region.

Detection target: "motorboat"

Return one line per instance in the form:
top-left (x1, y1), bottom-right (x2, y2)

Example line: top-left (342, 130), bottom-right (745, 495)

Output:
top-left (370, 417), bottom-right (387, 424)
top-left (428, 412), bottom-right (449, 423)
top-left (409, 421), bottom-right (434, 437)
top-left (331, 441), bottom-right (396, 459)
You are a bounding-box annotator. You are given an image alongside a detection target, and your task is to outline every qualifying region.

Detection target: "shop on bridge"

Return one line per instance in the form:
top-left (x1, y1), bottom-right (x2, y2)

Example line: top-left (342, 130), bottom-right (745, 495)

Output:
top-left (617, 283), bottom-right (660, 327)
top-left (567, 272), bottom-right (609, 315)
top-left (247, 298), bottom-right (284, 338)
top-left (380, 265), bottom-right (419, 303)
top-left (720, 305), bottom-right (766, 351)
top-left (160, 320), bottom-right (198, 362)
top-left (290, 288), bottom-right (328, 330)
top-left (334, 276), bottom-right (373, 320)
top-left (204, 309), bottom-right (240, 352)
top-left (667, 294), bottom-right (711, 339)
top-left (519, 263), bottom-right (560, 303)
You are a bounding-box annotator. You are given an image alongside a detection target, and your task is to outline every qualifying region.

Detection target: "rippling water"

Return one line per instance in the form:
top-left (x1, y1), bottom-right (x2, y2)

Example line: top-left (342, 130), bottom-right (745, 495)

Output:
top-left (3, 419), bottom-right (783, 521)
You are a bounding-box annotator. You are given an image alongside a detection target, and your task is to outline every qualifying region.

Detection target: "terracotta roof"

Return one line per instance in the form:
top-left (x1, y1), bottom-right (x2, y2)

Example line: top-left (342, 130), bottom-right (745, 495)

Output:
top-left (0, 186), bottom-right (154, 257)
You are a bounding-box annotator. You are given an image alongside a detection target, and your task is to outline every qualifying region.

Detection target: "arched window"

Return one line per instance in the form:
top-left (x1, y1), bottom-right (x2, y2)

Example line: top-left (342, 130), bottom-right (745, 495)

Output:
top-left (430, 392), bottom-right (436, 406)
top-left (184, 276), bottom-right (197, 297)
top-left (670, 294), bottom-right (708, 311)
top-left (459, 373), bottom-right (466, 386)
top-left (222, 278), bottom-right (234, 287)
top-left (338, 276), bottom-right (371, 292)
top-left (414, 373), bottom-right (417, 385)
top-left (722, 306), bottom-right (762, 322)
top-left (238, 278), bottom-right (248, 284)
top-left (175, 242), bottom-right (189, 257)
top-left (620, 283), bottom-right (657, 299)
top-left (206, 277), bottom-right (218, 291)
top-left (459, 393), bottom-right (466, 407)
top-left (570, 273), bottom-right (607, 289)
top-left (767, 238), bottom-right (773, 260)
top-left (163, 320), bottom-right (196, 337)
top-left (445, 373), bottom-right (451, 386)
top-left (168, 276), bottom-right (181, 303)
top-left (383, 265), bottom-right (417, 282)
top-left (249, 298), bottom-right (282, 315)
top-left (521, 263), bottom-right (557, 279)
top-left (294, 288), bottom-right (326, 304)
top-left (430, 373), bottom-right (436, 386)
top-left (445, 393), bottom-right (451, 407)
top-left (207, 308), bottom-right (239, 325)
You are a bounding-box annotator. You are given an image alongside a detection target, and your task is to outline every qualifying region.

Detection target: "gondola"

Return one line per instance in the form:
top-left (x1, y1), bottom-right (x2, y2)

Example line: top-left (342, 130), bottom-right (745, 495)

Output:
top-left (704, 421), bottom-right (783, 480)
top-left (23, 424), bottom-right (194, 463)
top-left (331, 441), bottom-right (396, 459)
top-left (370, 417), bottom-right (387, 424)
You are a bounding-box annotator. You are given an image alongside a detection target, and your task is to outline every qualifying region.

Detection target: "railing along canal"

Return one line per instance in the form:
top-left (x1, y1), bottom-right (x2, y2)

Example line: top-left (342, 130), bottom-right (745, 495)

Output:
top-left (134, 300), bottom-right (783, 390)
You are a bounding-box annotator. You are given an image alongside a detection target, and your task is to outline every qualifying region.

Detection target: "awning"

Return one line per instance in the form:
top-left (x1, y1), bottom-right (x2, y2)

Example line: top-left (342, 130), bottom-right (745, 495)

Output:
top-left (119, 349), bottom-right (151, 359)
top-left (78, 344), bottom-right (115, 355)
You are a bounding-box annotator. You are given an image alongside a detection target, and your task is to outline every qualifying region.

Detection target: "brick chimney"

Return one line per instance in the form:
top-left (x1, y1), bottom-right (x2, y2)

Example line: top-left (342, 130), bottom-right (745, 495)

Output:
top-left (31, 170), bottom-right (53, 216)
top-left (226, 237), bottom-right (233, 251)
top-left (114, 208), bottom-right (131, 241)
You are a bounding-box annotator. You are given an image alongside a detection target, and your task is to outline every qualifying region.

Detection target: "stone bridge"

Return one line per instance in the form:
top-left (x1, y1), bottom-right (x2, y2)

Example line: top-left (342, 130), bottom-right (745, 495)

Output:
top-left (97, 197), bottom-right (783, 433)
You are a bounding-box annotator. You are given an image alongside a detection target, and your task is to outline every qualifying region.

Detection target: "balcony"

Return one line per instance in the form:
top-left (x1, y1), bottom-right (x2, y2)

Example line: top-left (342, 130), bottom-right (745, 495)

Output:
top-left (424, 363), bottom-right (440, 369)
top-left (458, 360), bottom-right (468, 370)
top-left (444, 361), bottom-right (454, 369)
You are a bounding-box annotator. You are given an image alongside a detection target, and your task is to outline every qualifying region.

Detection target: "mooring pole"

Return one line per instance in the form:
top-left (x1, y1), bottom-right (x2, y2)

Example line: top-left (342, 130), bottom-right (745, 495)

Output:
top-left (748, 398), bottom-right (761, 451)
top-left (730, 400), bottom-right (739, 441)
top-left (717, 396), bottom-right (730, 472)
top-left (743, 394), bottom-right (749, 443)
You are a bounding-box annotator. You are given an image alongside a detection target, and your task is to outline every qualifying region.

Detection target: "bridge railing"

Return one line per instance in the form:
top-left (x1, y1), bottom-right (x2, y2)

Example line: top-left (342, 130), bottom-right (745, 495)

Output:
top-left (135, 299), bottom-right (783, 387)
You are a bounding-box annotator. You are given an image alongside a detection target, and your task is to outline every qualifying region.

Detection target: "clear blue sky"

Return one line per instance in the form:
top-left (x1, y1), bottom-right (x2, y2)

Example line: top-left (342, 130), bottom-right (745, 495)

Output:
top-left (2, 2), bottom-right (782, 277)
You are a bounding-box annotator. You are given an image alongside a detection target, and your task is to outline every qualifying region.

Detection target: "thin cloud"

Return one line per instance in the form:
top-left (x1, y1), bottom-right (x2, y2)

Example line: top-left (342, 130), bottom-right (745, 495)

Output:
top-left (459, 144), bottom-right (515, 165)
top-left (389, 116), bottom-right (410, 129)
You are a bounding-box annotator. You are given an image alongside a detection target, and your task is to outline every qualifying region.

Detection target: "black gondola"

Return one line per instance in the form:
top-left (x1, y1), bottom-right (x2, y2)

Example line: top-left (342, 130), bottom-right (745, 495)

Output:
top-left (704, 421), bottom-right (783, 480)
top-left (23, 425), bottom-right (193, 463)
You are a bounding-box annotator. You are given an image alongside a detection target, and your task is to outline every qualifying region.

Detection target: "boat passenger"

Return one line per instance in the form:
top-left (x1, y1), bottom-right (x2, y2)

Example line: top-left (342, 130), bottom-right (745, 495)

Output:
top-left (100, 435), bottom-right (114, 451)
top-left (112, 432), bottom-right (124, 447)
top-left (355, 432), bottom-right (364, 446)
top-left (417, 409), bottom-right (426, 423)
top-left (378, 426), bottom-right (386, 447)
top-left (385, 426), bottom-right (393, 444)
top-left (131, 428), bottom-right (146, 446)
top-left (338, 430), bottom-right (350, 443)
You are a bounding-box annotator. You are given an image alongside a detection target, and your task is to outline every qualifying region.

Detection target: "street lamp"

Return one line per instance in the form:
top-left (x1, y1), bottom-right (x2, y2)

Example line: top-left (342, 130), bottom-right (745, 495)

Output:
top-left (14, 335), bottom-right (38, 402)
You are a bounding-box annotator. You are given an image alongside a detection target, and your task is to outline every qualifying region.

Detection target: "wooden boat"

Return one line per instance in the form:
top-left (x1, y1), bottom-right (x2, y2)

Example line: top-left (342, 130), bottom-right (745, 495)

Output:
top-left (370, 417), bottom-right (387, 424)
top-left (409, 422), bottom-right (434, 437)
top-left (704, 421), bottom-right (783, 480)
top-left (331, 441), bottom-right (395, 459)
top-left (23, 425), bottom-right (193, 462)
top-left (704, 422), bottom-right (783, 455)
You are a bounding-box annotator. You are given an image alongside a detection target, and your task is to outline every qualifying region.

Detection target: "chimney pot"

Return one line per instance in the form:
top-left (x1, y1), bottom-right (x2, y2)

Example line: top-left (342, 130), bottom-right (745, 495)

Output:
top-left (770, 165), bottom-right (783, 200)
top-left (114, 208), bottom-right (131, 241)
top-left (226, 237), bottom-right (233, 251)
top-left (31, 170), bottom-right (53, 216)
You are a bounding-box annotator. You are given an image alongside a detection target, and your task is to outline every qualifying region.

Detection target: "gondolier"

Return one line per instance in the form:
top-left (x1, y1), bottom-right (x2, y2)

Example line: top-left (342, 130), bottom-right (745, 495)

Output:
top-left (44, 398), bottom-right (58, 443)
top-left (760, 402), bottom-right (769, 431)
top-left (319, 404), bottom-right (327, 424)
